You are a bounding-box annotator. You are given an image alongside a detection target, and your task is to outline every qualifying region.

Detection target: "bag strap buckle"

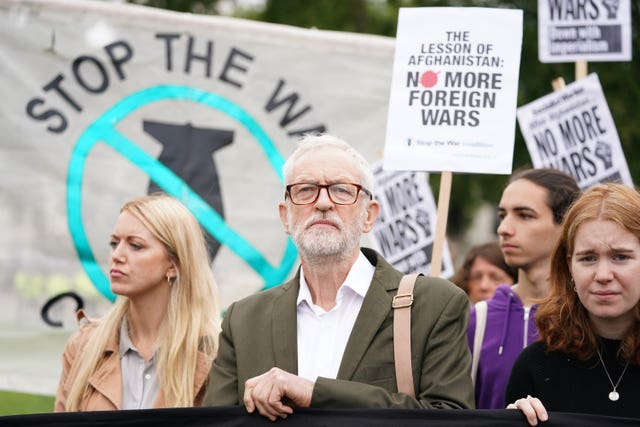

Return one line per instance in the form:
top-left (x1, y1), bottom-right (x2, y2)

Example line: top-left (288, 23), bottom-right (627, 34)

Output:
top-left (392, 293), bottom-right (414, 309)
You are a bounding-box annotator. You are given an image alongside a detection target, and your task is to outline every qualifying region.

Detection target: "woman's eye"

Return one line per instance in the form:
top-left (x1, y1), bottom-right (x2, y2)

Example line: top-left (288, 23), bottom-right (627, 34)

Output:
top-left (613, 254), bottom-right (630, 261)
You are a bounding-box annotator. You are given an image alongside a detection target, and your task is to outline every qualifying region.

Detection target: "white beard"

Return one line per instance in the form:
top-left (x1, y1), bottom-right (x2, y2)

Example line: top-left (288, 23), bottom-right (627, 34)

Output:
top-left (289, 209), bottom-right (364, 263)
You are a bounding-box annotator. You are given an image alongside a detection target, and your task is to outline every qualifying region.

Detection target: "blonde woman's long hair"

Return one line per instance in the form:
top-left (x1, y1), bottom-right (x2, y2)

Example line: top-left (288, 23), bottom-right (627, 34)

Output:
top-left (65, 194), bottom-right (221, 410)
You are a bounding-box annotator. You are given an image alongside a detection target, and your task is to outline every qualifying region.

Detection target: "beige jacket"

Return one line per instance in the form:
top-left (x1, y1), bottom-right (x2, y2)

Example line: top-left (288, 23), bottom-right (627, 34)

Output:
top-left (54, 319), bottom-right (213, 411)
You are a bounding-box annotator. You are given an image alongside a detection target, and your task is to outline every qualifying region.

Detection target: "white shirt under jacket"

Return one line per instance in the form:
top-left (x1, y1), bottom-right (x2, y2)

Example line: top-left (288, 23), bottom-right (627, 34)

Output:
top-left (296, 251), bottom-right (375, 381)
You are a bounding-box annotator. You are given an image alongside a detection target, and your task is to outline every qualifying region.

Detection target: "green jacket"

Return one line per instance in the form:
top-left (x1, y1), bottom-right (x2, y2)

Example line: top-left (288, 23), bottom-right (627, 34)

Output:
top-left (204, 248), bottom-right (474, 409)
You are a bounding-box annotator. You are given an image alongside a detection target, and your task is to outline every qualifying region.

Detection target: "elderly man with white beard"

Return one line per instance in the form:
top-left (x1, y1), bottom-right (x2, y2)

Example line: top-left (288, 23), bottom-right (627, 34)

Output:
top-left (204, 134), bottom-right (474, 419)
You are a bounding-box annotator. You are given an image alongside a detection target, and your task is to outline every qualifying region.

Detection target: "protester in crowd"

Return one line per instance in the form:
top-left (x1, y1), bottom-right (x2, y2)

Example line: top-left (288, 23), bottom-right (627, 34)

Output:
top-left (468, 168), bottom-right (580, 409)
top-left (451, 241), bottom-right (517, 304)
top-left (506, 183), bottom-right (640, 425)
top-left (204, 133), bottom-right (474, 420)
top-left (55, 194), bottom-right (221, 411)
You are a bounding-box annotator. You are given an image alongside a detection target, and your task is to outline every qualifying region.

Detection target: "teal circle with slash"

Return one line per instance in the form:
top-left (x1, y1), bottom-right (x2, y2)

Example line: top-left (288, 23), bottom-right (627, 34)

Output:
top-left (67, 85), bottom-right (298, 301)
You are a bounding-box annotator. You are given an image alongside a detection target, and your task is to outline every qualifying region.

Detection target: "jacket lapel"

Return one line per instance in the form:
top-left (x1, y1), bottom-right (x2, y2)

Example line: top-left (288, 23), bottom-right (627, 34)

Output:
top-left (88, 330), bottom-right (122, 409)
top-left (194, 350), bottom-right (214, 395)
top-left (337, 249), bottom-right (400, 380)
top-left (272, 273), bottom-right (300, 374)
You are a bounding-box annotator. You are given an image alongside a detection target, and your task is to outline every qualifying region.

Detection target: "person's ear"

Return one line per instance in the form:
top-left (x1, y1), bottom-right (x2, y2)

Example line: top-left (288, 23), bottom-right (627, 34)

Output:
top-left (361, 200), bottom-right (380, 233)
top-left (166, 262), bottom-right (177, 279)
top-left (279, 201), bottom-right (291, 235)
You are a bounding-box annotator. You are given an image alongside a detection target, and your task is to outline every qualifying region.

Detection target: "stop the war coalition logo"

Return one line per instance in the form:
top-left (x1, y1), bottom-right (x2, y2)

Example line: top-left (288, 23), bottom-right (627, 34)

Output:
top-left (23, 32), bottom-right (324, 300)
top-left (384, 7), bottom-right (522, 174)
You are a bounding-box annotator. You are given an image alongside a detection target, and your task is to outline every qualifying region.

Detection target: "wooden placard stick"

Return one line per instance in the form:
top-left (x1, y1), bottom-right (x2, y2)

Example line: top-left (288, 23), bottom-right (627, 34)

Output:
top-left (575, 60), bottom-right (588, 80)
top-left (551, 77), bottom-right (566, 91)
top-left (429, 171), bottom-right (452, 277)
top-left (552, 60), bottom-right (588, 92)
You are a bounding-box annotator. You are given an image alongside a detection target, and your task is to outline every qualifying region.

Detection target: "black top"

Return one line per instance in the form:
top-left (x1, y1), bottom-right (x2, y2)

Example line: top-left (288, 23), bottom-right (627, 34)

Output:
top-left (506, 339), bottom-right (640, 418)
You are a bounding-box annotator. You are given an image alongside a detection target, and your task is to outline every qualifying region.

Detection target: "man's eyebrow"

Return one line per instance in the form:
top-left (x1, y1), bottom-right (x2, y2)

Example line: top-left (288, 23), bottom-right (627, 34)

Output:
top-left (513, 206), bottom-right (536, 214)
top-left (497, 206), bottom-right (536, 212)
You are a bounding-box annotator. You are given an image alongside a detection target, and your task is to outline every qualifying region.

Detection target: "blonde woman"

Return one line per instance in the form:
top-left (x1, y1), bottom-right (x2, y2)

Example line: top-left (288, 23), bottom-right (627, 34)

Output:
top-left (55, 194), bottom-right (220, 411)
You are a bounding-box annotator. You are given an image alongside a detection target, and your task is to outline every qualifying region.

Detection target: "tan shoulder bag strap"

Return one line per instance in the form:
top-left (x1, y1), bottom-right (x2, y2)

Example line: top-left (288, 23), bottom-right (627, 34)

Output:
top-left (393, 273), bottom-right (420, 398)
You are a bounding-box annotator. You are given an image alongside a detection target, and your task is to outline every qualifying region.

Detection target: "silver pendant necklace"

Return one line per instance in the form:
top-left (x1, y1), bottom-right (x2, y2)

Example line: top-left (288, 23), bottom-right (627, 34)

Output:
top-left (596, 348), bottom-right (630, 402)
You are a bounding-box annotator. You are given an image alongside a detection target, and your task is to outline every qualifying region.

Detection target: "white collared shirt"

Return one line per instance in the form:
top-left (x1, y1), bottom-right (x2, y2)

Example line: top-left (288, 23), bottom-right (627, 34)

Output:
top-left (296, 251), bottom-right (375, 381)
top-left (119, 319), bottom-right (160, 410)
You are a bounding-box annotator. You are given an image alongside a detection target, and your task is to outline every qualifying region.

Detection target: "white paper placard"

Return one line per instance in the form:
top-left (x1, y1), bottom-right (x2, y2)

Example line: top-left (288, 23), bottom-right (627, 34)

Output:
top-left (517, 73), bottom-right (632, 189)
top-left (383, 7), bottom-right (523, 174)
top-left (538, 0), bottom-right (632, 63)
top-left (369, 161), bottom-right (453, 278)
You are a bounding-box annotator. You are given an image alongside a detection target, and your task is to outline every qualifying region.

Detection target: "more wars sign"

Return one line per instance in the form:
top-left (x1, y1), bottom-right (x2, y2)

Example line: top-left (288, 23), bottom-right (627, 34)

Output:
top-left (517, 73), bottom-right (632, 189)
top-left (538, 0), bottom-right (632, 62)
top-left (370, 162), bottom-right (453, 278)
top-left (384, 7), bottom-right (522, 174)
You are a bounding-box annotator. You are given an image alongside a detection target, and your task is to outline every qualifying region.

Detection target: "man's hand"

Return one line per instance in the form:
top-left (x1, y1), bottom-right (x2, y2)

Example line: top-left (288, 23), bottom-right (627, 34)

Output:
top-left (506, 395), bottom-right (548, 426)
top-left (243, 367), bottom-right (314, 421)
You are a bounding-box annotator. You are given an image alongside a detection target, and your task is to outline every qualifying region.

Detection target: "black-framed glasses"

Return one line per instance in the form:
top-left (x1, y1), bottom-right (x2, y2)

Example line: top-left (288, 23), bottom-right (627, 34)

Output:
top-left (285, 183), bottom-right (372, 205)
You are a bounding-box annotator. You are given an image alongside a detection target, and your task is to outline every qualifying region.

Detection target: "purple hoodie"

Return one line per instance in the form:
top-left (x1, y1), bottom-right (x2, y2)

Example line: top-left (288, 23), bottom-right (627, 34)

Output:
top-left (467, 284), bottom-right (539, 409)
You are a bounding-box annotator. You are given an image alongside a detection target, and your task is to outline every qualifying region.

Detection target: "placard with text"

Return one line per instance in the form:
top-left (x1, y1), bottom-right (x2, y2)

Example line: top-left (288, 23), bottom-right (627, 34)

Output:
top-left (517, 73), bottom-right (632, 189)
top-left (370, 161), bottom-right (453, 278)
top-left (538, 0), bottom-right (632, 63)
top-left (383, 7), bottom-right (523, 174)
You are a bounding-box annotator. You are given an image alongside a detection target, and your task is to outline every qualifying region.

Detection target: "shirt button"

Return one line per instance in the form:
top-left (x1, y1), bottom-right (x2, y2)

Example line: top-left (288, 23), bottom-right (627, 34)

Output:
top-left (145, 374), bottom-right (151, 380)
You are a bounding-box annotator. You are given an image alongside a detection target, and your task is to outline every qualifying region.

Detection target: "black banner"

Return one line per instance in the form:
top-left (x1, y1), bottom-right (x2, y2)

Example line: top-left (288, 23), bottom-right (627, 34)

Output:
top-left (1, 406), bottom-right (638, 427)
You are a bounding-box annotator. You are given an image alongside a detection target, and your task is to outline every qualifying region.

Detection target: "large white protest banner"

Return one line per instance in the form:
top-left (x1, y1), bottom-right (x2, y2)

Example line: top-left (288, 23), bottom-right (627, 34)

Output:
top-left (383, 7), bottom-right (522, 174)
top-left (369, 161), bottom-right (453, 278)
top-left (0, 0), bottom-right (395, 394)
top-left (538, 0), bottom-right (632, 63)
top-left (517, 73), bottom-right (632, 189)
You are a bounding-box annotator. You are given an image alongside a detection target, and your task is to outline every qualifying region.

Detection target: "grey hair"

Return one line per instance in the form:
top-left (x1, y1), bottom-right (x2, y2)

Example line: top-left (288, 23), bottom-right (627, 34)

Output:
top-left (282, 134), bottom-right (374, 192)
